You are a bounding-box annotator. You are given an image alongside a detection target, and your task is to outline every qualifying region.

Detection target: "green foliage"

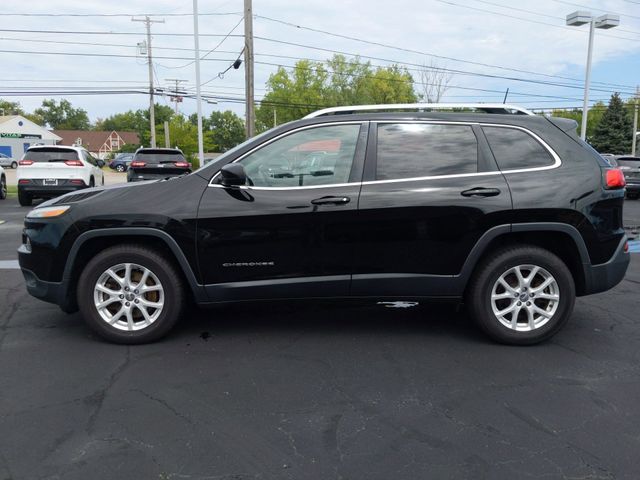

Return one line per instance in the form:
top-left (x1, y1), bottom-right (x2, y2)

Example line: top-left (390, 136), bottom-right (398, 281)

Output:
top-left (97, 103), bottom-right (175, 147)
top-left (193, 110), bottom-right (245, 152)
top-left (255, 55), bottom-right (418, 131)
top-left (34, 99), bottom-right (91, 130)
top-left (0, 99), bottom-right (25, 116)
top-left (550, 102), bottom-right (606, 140)
top-left (156, 115), bottom-right (202, 161)
top-left (591, 93), bottom-right (633, 154)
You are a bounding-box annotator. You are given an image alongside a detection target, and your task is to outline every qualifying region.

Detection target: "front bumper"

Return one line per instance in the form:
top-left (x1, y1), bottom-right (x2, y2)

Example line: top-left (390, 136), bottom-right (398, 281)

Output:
top-left (582, 235), bottom-right (630, 295)
top-left (19, 264), bottom-right (77, 313)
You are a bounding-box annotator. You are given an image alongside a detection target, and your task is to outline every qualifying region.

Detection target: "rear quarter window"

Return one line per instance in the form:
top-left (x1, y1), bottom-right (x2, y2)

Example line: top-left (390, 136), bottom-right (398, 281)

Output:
top-left (23, 148), bottom-right (80, 162)
top-left (376, 123), bottom-right (478, 180)
top-left (483, 126), bottom-right (554, 171)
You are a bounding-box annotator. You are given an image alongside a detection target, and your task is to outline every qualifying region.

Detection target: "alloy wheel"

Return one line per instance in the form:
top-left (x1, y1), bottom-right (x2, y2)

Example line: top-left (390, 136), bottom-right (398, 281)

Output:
top-left (93, 263), bottom-right (165, 331)
top-left (490, 264), bottom-right (560, 332)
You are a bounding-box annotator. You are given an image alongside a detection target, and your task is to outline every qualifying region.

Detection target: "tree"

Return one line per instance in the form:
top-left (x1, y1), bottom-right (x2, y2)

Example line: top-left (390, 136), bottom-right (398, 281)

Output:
top-left (0, 99), bottom-right (25, 116)
top-left (255, 55), bottom-right (418, 131)
top-left (97, 104), bottom-right (174, 147)
top-left (34, 99), bottom-right (91, 130)
top-left (192, 110), bottom-right (245, 152)
top-left (418, 60), bottom-right (453, 103)
top-left (590, 93), bottom-right (633, 154)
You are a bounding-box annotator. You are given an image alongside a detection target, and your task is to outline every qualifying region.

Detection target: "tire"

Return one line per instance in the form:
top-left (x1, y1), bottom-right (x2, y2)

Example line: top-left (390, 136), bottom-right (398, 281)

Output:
top-left (466, 245), bottom-right (575, 345)
top-left (0, 176), bottom-right (6, 200)
top-left (77, 244), bottom-right (186, 344)
top-left (627, 193), bottom-right (638, 200)
top-left (116, 164), bottom-right (125, 172)
top-left (11, 161), bottom-right (17, 169)
top-left (18, 188), bottom-right (32, 207)
top-left (89, 177), bottom-right (95, 188)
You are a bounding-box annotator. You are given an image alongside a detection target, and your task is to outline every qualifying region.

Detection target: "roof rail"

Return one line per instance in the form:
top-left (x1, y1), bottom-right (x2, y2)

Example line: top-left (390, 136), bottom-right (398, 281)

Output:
top-left (304, 103), bottom-right (535, 119)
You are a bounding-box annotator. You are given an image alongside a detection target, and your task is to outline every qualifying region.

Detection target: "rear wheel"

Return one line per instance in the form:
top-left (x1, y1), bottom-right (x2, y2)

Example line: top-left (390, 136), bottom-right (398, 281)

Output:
top-left (116, 164), bottom-right (125, 172)
top-left (0, 176), bottom-right (6, 200)
top-left (466, 245), bottom-right (575, 345)
top-left (77, 244), bottom-right (186, 344)
top-left (18, 188), bottom-right (32, 206)
top-left (11, 161), bottom-right (17, 169)
top-left (627, 192), bottom-right (638, 200)
top-left (89, 177), bottom-right (95, 188)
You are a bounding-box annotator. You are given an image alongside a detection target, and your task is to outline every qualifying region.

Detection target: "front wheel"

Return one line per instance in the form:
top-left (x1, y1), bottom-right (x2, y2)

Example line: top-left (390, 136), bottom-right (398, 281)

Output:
top-left (116, 164), bottom-right (125, 172)
top-left (466, 245), bottom-right (575, 345)
top-left (0, 176), bottom-right (6, 200)
top-left (77, 245), bottom-right (186, 344)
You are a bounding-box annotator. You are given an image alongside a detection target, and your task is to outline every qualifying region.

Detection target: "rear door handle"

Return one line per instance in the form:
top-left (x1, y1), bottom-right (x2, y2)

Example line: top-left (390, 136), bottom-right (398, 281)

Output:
top-left (460, 187), bottom-right (501, 197)
top-left (311, 196), bottom-right (351, 205)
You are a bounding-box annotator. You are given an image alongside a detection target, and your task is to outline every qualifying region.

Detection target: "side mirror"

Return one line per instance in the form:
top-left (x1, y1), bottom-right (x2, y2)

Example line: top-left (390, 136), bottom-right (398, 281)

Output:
top-left (97, 159), bottom-right (105, 168)
top-left (220, 163), bottom-right (247, 187)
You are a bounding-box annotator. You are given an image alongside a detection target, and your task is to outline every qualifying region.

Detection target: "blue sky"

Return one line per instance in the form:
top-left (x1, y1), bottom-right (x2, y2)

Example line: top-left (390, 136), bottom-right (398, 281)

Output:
top-left (1, 0), bottom-right (638, 122)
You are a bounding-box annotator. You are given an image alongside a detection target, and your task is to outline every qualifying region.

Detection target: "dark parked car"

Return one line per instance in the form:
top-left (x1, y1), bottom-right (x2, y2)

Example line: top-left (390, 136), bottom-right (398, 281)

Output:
top-left (614, 156), bottom-right (640, 199)
top-left (108, 153), bottom-right (134, 172)
top-left (127, 148), bottom-right (191, 182)
top-left (18, 103), bottom-right (630, 345)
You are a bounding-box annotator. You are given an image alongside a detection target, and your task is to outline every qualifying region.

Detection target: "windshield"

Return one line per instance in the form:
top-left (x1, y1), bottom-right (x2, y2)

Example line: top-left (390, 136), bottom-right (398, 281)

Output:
top-left (134, 150), bottom-right (186, 164)
top-left (23, 148), bottom-right (80, 162)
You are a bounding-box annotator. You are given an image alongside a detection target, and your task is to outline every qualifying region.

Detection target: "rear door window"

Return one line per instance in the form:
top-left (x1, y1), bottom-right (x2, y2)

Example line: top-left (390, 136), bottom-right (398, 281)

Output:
top-left (483, 126), bottom-right (554, 170)
top-left (375, 123), bottom-right (478, 180)
top-left (23, 148), bottom-right (80, 162)
top-left (134, 150), bottom-right (186, 164)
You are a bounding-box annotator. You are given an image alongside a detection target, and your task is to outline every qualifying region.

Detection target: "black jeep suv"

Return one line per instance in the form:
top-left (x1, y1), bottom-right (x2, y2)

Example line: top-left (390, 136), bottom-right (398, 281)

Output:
top-left (18, 104), bottom-right (630, 345)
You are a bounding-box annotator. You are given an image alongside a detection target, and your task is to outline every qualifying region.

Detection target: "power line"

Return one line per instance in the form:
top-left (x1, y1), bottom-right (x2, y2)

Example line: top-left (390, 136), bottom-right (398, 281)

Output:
top-left (253, 15), bottom-right (637, 88)
top-left (431, 0), bottom-right (640, 41)
top-left (0, 27), bottom-right (244, 37)
top-left (253, 39), bottom-right (637, 95)
top-left (0, 48), bottom-right (235, 62)
top-left (0, 12), bottom-right (242, 17)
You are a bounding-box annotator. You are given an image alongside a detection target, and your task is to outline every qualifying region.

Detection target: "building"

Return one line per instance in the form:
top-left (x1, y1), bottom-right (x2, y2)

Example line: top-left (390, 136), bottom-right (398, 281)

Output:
top-left (53, 130), bottom-right (140, 159)
top-left (0, 115), bottom-right (61, 159)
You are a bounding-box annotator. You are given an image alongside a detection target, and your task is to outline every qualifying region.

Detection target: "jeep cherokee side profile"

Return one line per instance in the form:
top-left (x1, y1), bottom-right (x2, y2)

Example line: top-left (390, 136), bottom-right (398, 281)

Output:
top-left (18, 104), bottom-right (630, 345)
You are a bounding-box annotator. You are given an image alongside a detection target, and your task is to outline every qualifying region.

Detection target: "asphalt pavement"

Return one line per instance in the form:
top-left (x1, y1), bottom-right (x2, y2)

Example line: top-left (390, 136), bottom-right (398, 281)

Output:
top-left (1, 196), bottom-right (639, 479)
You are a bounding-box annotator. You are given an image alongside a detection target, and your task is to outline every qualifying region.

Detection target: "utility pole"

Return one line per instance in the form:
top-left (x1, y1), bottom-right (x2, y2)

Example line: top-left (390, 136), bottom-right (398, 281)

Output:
top-left (132, 16), bottom-right (164, 148)
top-left (166, 78), bottom-right (187, 114)
top-left (244, 0), bottom-right (255, 138)
top-left (633, 86), bottom-right (639, 157)
top-left (164, 121), bottom-right (170, 148)
top-left (192, 0), bottom-right (205, 165)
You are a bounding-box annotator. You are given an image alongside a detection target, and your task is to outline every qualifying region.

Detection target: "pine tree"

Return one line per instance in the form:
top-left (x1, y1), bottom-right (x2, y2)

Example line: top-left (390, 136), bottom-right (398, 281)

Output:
top-left (590, 93), bottom-right (633, 154)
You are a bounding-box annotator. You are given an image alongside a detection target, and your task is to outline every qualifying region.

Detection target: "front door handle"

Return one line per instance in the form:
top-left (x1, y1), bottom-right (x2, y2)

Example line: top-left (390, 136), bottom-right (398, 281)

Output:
top-left (460, 187), bottom-right (501, 197)
top-left (311, 196), bottom-right (351, 205)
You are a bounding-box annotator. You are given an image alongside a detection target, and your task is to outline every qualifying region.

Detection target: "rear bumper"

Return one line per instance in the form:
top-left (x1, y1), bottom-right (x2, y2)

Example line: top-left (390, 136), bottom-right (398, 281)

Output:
top-left (19, 182), bottom-right (87, 197)
top-left (581, 235), bottom-right (630, 295)
top-left (625, 182), bottom-right (640, 193)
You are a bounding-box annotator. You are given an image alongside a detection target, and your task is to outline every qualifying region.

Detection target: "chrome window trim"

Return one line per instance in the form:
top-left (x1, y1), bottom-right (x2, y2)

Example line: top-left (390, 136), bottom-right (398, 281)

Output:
top-left (207, 121), bottom-right (562, 190)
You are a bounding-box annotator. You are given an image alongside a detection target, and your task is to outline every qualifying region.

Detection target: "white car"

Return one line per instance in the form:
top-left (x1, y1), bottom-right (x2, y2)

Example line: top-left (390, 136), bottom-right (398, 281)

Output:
top-left (0, 152), bottom-right (18, 169)
top-left (0, 165), bottom-right (6, 200)
top-left (17, 145), bottom-right (105, 206)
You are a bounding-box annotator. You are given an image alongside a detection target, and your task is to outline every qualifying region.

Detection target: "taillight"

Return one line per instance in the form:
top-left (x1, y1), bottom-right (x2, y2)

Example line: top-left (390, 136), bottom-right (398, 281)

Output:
top-left (131, 161), bottom-right (146, 167)
top-left (605, 169), bottom-right (626, 189)
top-left (70, 179), bottom-right (85, 185)
top-left (18, 179), bottom-right (31, 184)
top-left (64, 160), bottom-right (84, 167)
top-left (19, 160), bottom-right (34, 166)
top-left (174, 162), bottom-right (189, 168)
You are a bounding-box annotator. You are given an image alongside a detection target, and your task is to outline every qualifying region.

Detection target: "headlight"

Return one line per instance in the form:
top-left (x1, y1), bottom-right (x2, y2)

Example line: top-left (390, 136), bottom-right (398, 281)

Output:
top-left (26, 206), bottom-right (70, 219)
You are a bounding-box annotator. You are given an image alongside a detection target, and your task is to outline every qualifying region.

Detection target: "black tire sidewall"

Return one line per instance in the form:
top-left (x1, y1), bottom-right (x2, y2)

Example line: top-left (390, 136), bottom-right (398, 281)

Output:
top-left (18, 189), bottom-right (32, 206)
top-left (77, 247), bottom-right (184, 344)
top-left (470, 248), bottom-right (575, 345)
top-left (0, 177), bottom-right (6, 200)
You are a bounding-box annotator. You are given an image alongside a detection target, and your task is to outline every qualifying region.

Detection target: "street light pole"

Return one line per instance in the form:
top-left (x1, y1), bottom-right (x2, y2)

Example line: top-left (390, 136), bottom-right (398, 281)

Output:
top-left (193, 0), bottom-right (205, 166)
top-left (566, 11), bottom-right (620, 142)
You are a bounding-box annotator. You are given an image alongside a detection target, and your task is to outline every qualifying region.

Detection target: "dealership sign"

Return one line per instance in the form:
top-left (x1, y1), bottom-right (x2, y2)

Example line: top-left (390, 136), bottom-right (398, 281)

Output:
top-left (0, 133), bottom-right (42, 139)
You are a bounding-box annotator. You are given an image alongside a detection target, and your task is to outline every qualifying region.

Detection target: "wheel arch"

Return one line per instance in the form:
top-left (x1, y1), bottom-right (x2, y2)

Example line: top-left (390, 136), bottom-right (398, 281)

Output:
top-left (461, 223), bottom-right (589, 296)
top-left (61, 228), bottom-right (206, 312)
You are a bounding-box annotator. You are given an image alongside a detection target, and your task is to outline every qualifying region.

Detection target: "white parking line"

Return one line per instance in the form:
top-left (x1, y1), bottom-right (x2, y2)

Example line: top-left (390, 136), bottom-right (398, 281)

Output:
top-left (0, 260), bottom-right (20, 269)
